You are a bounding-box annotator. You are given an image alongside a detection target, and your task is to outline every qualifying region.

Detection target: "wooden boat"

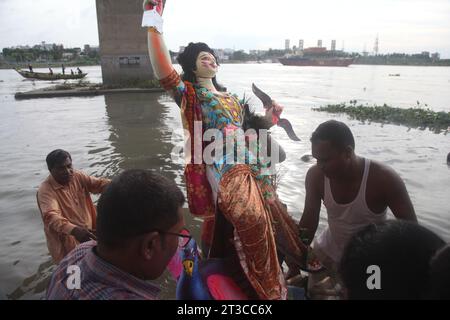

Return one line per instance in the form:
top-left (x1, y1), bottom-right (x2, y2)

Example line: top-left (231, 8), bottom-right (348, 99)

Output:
top-left (14, 68), bottom-right (87, 80)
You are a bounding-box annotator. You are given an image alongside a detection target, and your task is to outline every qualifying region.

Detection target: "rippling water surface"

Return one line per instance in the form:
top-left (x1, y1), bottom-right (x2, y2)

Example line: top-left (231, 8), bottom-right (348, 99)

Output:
top-left (0, 64), bottom-right (449, 299)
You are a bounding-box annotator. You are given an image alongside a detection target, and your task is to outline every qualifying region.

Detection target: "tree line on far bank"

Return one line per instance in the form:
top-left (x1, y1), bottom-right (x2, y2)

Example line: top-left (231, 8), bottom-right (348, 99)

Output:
top-left (1, 46), bottom-right (99, 65)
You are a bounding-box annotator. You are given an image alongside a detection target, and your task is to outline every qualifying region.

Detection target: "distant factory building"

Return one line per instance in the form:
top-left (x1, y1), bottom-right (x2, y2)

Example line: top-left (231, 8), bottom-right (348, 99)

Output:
top-left (373, 35), bottom-right (379, 55)
top-left (431, 52), bottom-right (440, 60)
top-left (304, 47), bottom-right (327, 54)
top-left (285, 39), bottom-right (291, 50)
top-left (83, 44), bottom-right (100, 55)
top-left (331, 40), bottom-right (336, 51)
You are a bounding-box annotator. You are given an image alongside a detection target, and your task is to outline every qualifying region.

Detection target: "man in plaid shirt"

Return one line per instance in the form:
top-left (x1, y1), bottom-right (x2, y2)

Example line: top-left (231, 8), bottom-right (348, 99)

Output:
top-left (46, 169), bottom-right (186, 300)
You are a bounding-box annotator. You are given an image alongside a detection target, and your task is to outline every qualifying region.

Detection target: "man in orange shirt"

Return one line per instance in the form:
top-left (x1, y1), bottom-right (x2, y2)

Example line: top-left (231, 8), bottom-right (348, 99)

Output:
top-left (37, 149), bottom-right (110, 264)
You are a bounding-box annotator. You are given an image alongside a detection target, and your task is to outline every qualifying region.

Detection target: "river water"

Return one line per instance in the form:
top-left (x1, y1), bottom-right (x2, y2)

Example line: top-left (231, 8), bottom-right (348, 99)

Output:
top-left (0, 64), bottom-right (449, 299)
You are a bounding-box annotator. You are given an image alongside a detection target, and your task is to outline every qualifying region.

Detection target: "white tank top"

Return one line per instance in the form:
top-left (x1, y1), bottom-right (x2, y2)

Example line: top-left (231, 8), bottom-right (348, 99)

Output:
top-left (316, 158), bottom-right (387, 263)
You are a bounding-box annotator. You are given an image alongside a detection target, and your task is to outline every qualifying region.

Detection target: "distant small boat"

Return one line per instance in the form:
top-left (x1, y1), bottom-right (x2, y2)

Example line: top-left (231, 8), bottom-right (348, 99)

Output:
top-left (14, 68), bottom-right (87, 80)
top-left (389, 74), bottom-right (400, 77)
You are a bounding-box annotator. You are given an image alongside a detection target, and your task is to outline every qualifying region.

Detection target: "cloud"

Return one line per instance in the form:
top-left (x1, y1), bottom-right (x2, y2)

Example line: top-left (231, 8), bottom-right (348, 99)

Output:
top-left (0, 0), bottom-right (98, 48)
top-left (0, 0), bottom-right (449, 57)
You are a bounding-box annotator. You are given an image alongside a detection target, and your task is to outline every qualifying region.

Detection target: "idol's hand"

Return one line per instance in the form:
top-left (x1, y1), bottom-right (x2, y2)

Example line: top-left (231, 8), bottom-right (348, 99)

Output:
top-left (265, 101), bottom-right (284, 125)
top-left (142, 0), bottom-right (165, 32)
top-left (143, 0), bottom-right (165, 15)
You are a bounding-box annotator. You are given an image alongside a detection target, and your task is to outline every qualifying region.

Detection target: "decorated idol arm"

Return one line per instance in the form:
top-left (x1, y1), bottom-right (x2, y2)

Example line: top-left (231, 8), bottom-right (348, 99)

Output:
top-left (252, 83), bottom-right (301, 141)
top-left (142, 0), bottom-right (176, 82)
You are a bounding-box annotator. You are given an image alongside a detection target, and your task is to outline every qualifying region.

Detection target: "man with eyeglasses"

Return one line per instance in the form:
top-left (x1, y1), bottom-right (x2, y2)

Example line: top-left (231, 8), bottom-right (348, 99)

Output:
top-left (46, 169), bottom-right (186, 300)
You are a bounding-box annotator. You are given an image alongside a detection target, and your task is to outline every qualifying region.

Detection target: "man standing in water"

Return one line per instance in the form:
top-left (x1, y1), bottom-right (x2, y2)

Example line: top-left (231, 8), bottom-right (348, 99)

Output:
top-left (298, 120), bottom-right (417, 298)
top-left (37, 149), bottom-right (110, 263)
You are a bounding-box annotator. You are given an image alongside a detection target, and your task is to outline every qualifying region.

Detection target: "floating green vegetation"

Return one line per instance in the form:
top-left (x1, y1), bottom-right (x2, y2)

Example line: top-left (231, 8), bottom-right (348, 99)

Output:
top-left (313, 100), bottom-right (450, 134)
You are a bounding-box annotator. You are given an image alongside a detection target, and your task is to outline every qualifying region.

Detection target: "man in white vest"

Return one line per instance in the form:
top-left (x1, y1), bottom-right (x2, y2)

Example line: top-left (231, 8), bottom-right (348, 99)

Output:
top-left (298, 120), bottom-right (417, 298)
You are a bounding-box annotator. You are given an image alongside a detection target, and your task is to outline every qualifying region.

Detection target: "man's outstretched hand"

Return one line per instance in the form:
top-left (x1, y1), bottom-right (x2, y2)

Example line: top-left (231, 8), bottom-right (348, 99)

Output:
top-left (71, 226), bottom-right (97, 243)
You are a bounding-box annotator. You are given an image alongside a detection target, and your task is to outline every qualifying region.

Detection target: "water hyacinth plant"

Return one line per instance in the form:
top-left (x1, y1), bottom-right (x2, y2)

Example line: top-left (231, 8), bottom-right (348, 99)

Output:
top-left (314, 100), bottom-right (450, 134)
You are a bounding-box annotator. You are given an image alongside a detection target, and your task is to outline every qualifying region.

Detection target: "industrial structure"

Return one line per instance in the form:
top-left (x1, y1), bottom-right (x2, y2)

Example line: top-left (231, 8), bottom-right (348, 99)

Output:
top-left (331, 40), bottom-right (336, 51)
top-left (285, 39), bottom-right (291, 50)
top-left (374, 34), bottom-right (379, 55)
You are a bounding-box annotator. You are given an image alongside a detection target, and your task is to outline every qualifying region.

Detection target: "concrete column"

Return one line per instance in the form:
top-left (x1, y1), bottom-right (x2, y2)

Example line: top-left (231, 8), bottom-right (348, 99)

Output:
top-left (96, 0), bottom-right (155, 85)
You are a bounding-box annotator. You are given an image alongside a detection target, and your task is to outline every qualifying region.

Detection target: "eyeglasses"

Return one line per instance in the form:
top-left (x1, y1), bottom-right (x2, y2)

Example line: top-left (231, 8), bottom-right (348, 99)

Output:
top-left (157, 227), bottom-right (192, 248)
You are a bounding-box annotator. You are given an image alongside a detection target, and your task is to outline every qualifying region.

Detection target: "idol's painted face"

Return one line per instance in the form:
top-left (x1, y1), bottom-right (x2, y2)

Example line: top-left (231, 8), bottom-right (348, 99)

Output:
top-left (194, 51), bottom-right (218, 78)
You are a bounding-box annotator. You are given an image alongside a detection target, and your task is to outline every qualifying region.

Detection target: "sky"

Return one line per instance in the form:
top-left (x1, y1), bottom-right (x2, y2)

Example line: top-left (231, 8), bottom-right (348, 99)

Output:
top-left (1, 0), bottom-right (449, 58)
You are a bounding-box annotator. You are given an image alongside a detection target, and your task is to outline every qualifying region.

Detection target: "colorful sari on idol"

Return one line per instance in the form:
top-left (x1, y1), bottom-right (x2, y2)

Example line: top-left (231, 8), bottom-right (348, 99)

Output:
top-left (160, 70), bottom-right (306, 300)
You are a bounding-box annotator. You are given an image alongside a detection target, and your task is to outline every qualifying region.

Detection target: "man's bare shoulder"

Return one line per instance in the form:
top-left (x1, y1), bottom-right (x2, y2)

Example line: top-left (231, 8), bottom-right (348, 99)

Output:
top-left (368, 159), bottom-right (404, 188)
top-left (306, 165), bottom-right (325, 191)
top-left (306, 164), bottom-right (324, 178)
top-left (369, 159), bottom-right (401, 178)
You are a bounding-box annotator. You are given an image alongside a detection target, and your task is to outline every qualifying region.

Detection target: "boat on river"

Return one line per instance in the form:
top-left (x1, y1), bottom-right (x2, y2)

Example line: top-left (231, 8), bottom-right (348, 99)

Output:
top-left (279, 56), bottom-right (354, 67)
top-left (14, 68), bottom-right (87, 80)
top-left (279, 46), bottom-right (354, 67)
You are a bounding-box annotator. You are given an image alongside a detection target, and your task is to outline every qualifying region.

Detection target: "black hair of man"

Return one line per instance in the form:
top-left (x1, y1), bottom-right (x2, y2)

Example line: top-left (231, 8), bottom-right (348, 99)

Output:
top-left (339, 220), bottom-right (444, 300)
top-left (96, 169), bottom-right (185, 248)
top-left (46, 149), bottom-right (72, 171)
top-left (176, 42), bottom-right (226, 92)
top-left (310, 120), bottom-right (355, 151)
top-left (426, 244), bottom-right (450, 299)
